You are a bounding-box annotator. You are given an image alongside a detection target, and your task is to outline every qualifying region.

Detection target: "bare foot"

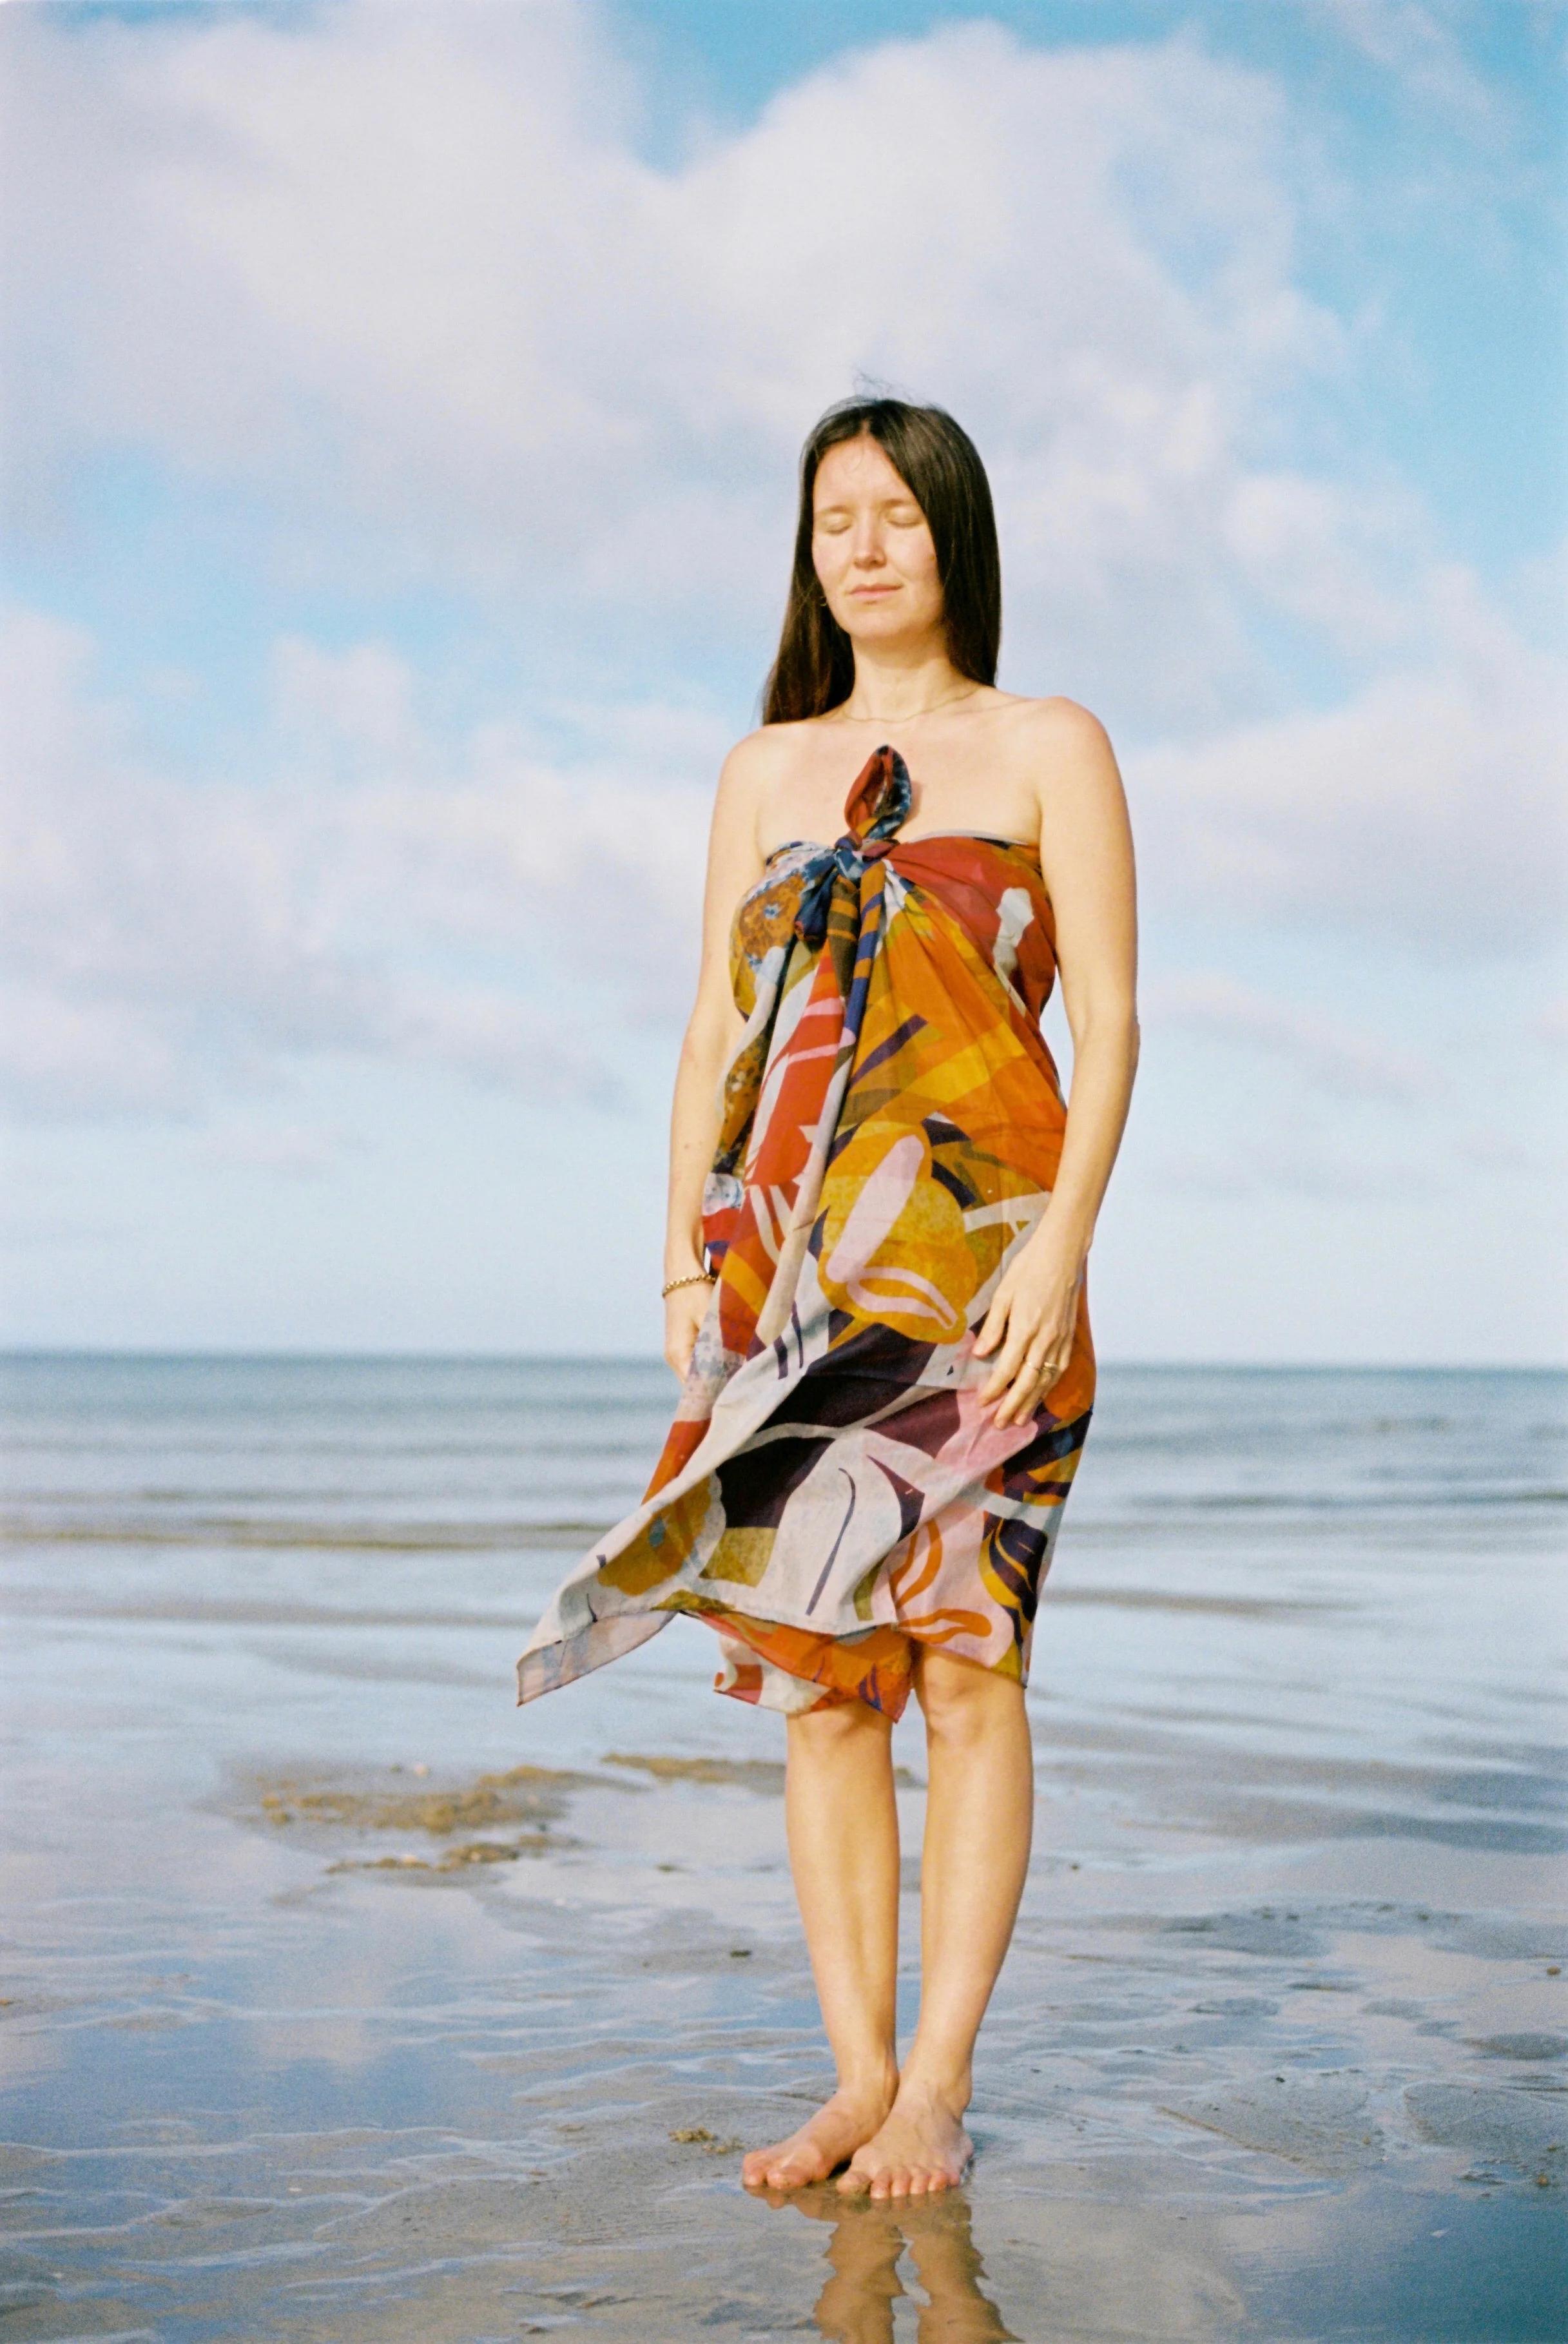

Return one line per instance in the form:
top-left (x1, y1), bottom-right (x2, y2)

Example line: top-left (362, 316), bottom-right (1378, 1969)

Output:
top-left (742, 2080), bottom-right (896, 2191)
top-left (835, 2080), bottom-right (973, 2198)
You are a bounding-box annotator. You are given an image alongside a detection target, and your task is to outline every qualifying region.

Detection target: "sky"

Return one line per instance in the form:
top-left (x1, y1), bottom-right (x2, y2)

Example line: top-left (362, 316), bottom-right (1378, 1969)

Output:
top-left (1, 0), bottom-right (1564, 1364)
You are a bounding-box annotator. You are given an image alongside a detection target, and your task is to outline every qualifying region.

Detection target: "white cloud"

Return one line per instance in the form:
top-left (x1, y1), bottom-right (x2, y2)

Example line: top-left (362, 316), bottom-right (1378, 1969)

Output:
top-left (1, 0), bottom-right (1424, 730)
top-left (5, 570), bottom-right (1560, 1127)
top-left (1219, 470), bottom-right (1418, 651)
top-left (0, 983), bottom-right (184, 1118)
top-left (271, 637), bottom-right (422, 776)
top-left (1147, 1108), bottom-right (1563, 1203)
top-left (1143, 971), bottom-right (1440, 1101)
top-left (0, 2), bottom-right (1557, 1150)
top-left (199, 1119), bottom-right (348, 1177)
top-left (1128, 567), bottom-right (1567, 953)
top-left (1147, 1130), bottom-right (1438, 1202)
top-left (0, 603), bottom-right (711, 1120)
top-left (1315, 0), bottom-right (1508, 136)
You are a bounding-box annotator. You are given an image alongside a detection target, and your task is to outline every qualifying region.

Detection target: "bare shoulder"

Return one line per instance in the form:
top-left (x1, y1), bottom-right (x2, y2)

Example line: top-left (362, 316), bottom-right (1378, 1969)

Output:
top-left (1003, 693), bottom-right (1123, 829)
top-left (1007, 692), bottom-right (1118, 773)
top-left (717, 719), bottom-right (815, 791)
top-left (710, 722), bottom-right (789, 838)
top-left (711, 717), bottom-right (827, 850)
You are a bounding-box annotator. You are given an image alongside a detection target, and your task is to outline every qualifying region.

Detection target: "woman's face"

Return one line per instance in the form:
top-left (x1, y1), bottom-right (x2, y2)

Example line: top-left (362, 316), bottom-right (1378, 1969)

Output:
top-left (811, 434), bottom-right (944, 645)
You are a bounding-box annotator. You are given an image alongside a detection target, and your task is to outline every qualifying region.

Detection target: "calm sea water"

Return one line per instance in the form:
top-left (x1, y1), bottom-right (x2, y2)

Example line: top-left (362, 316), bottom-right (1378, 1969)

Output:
top-left (1, 1356), bottom-right (1563, 2342)
top-left (1, 1353), bottom-right (1560, 1790)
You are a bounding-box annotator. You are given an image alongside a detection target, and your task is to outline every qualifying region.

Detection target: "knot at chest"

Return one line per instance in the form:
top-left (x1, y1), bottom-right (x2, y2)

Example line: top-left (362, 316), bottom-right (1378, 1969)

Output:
top-left (793, 831), bottom-right (897, 949)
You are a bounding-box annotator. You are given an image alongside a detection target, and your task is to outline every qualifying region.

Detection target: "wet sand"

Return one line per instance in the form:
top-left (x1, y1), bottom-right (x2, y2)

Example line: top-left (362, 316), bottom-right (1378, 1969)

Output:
top-left (2, 1721), bottom-right (1563, 2338)
top-left (1, 1357), bottom-right (1562, 2339)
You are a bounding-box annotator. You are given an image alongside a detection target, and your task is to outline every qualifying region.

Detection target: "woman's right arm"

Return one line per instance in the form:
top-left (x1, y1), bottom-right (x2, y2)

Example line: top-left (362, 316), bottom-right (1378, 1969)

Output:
top-left (661, 735), bottom-right (769, 1375)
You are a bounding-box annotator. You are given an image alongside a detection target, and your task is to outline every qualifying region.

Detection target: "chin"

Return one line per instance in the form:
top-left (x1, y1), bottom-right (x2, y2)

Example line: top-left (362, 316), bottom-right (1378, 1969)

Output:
top-left (846, 601), bottom-right (919, 633)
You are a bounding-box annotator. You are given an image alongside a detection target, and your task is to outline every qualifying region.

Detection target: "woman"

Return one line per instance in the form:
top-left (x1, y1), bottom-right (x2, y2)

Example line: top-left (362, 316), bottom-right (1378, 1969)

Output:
top-left (518, 394), bottom-right (1139, 2202)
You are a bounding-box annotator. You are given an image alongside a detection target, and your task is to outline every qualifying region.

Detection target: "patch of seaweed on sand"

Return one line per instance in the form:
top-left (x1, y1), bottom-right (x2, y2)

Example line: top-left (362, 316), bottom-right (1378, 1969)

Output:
top-left (229, 1760), bottom-right (597, 1879)
top-left (228, 1747), bottom-right (922, 1881)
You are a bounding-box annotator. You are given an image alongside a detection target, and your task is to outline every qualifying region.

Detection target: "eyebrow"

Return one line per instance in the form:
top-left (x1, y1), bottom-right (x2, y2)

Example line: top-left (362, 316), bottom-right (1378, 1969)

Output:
top-left (813, 493), bottom-right (923, 516)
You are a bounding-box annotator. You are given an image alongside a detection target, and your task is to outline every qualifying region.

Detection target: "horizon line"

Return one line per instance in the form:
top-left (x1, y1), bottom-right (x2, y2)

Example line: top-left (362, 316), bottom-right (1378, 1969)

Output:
top-left (0, 1347), bottom-right (1562, 1376)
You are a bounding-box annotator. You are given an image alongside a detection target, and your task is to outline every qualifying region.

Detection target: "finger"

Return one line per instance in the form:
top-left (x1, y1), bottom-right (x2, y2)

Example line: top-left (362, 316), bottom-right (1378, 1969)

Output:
top-left (992, 1375), bottom-right (1031, 1426)
top-left (978, 1328), bottom-right (1032, 1403)
top-left (971, 1284), bottom-right (1013, 1358)
top-left (1023, 1348), bottom-right (1072, 1419)
top-left (996, 1343), bottom-right (1059, 1424)
top-left (983, 1310), bottom-right (1047, 1391)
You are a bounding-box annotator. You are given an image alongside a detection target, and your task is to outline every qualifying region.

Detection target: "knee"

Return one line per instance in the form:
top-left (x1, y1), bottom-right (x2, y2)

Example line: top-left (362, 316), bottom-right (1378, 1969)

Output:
top-left (915, 1654), bottom-right (1024, 1751)
top-left (788, 1694), bottom-right (891, 1758)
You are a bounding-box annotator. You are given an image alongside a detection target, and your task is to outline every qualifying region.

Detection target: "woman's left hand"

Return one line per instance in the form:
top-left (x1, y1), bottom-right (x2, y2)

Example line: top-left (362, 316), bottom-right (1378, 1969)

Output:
top-left (972, 1231), bottom-right (1084, 1428)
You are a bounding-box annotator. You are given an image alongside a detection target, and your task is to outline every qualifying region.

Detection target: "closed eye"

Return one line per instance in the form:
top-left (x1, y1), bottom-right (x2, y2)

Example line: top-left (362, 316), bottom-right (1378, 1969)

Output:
top-left (813, 503), bottom-right (925, 528)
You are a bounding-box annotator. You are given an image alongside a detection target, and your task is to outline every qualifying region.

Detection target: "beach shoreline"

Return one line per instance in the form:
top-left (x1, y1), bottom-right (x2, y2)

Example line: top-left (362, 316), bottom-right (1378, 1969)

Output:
top-left (1, 1356), bottom-right (1562, 2339)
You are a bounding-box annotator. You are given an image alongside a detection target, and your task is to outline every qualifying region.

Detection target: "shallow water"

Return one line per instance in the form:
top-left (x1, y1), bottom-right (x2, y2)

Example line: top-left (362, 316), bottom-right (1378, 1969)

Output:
top-left (1, 1355), bottom-right (1563, 2340)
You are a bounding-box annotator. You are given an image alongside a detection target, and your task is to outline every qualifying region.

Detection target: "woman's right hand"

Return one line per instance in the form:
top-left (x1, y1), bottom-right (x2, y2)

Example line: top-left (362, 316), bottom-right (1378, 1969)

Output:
top-left (663, 1279), bottom-right (714, 1379)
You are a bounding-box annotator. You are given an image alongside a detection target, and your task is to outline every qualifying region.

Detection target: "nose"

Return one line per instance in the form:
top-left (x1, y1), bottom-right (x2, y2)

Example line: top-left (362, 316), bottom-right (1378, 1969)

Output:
top-left (849, 515), bottom-right (886, 567)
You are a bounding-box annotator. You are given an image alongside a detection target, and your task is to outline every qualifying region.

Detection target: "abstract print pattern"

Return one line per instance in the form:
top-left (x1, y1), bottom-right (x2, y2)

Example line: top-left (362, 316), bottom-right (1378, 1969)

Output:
top-left (516, 744), bottom-right (1095, 1720)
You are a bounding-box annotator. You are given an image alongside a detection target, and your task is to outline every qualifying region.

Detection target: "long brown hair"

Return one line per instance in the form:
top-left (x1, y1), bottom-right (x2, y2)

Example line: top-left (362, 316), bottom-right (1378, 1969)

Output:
top-left (760, 394), bottom-right (1001, 725)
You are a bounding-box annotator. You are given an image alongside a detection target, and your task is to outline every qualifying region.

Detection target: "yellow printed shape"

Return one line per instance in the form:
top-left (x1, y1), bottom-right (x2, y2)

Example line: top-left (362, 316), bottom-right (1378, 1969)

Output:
top-left (818, 1124), bottom-right (978, 1343)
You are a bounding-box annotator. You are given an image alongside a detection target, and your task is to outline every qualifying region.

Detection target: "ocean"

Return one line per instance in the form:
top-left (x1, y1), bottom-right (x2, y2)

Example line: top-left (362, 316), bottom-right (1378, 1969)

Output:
top-left (1, 1355), bottom-right (1563, 2339)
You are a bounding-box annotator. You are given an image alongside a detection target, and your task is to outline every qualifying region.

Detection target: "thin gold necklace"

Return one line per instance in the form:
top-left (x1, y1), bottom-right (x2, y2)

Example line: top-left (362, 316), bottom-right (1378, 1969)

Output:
top-left (835, 681), bottom-right (984, 724)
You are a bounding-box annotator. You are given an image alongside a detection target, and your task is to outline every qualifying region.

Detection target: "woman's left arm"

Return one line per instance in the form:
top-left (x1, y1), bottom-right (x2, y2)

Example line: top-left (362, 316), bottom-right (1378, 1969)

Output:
top-left (974, 699), bottom-right (1140, 1426)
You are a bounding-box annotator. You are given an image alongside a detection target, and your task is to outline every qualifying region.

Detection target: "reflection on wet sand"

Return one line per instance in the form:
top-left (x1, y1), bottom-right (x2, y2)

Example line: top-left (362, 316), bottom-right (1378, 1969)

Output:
top-left (758, 2184), bottom-right (1020, 2344)
top-left (1, 1357), bottom-right (1561, 2341)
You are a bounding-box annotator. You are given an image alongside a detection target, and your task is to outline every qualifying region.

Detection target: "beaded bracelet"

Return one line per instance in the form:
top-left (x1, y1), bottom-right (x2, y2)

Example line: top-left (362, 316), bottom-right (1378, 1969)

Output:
top-left (661, 1269), bottom-right (716, 1299)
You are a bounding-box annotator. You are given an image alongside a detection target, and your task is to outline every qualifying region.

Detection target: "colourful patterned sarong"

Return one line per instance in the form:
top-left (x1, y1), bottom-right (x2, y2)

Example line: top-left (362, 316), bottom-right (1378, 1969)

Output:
top-left (516, 743), bottom-right (1095, 1719)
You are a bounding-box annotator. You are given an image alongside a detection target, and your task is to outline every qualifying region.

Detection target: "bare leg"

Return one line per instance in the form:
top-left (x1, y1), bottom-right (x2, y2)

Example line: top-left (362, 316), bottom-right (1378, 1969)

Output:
top-left (839, 1650), bottom-right (1033, 2197)
top-left (742, 1697), bottom-right (901, 2189)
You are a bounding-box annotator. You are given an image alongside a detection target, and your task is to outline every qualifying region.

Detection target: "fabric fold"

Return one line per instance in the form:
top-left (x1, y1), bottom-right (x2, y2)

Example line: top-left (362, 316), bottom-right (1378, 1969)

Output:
top-left (516, 741), bottom-right (1094, 1719)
